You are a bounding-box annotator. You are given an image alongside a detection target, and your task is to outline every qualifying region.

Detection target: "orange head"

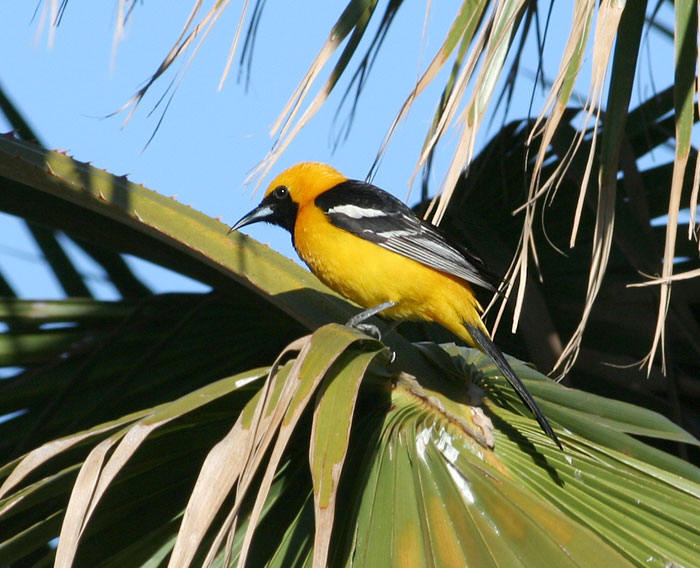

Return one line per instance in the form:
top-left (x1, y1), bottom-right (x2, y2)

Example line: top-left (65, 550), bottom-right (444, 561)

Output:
top-left (229, 162), bottom-right (347, 233)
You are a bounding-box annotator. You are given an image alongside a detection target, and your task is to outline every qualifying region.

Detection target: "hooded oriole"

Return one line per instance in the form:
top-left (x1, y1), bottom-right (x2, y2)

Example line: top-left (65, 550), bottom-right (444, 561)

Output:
top-left (230, 162), bottom-right (562, 449)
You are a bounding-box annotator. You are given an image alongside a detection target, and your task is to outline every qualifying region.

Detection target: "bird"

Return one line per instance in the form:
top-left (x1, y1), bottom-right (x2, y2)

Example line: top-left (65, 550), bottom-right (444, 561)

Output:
top-left (229, 162), bottom-right (562, 449)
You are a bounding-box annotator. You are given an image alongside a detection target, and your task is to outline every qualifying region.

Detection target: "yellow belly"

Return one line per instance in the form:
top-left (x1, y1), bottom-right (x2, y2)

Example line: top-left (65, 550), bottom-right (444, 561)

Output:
top-left (293, 206), bottom-right (484, 342)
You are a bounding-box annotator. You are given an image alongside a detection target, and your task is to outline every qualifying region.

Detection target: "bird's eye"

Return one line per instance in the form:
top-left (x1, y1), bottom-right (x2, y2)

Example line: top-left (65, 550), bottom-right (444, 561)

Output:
top-left (273, 186), bottom-right (289, 199)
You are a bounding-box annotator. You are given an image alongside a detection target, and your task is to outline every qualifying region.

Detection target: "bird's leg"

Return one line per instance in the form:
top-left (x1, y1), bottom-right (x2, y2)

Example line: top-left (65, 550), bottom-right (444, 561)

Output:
top-left (347, 301), bottom-right (397, 326)
top-left (346, 301), bottom-right (397, 340)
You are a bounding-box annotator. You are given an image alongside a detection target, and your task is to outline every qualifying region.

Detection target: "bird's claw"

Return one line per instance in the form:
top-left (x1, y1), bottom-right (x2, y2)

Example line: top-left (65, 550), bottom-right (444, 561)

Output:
top-left (348, 322), bottom-right (396, 363)
top-left (352, 322), bottom-right (383, 340)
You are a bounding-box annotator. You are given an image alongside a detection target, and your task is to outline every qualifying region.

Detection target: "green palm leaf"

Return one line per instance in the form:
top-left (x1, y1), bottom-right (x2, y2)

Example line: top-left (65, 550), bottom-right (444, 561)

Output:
top-left (0, 138), bottom-right (698, 567)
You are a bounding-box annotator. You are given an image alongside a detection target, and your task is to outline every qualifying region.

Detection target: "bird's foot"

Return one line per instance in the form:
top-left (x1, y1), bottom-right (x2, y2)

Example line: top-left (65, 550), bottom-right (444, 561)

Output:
top-left (352, 322), bottom-right (383, 340)
top-left (346, 303), bottom-right (399, 363)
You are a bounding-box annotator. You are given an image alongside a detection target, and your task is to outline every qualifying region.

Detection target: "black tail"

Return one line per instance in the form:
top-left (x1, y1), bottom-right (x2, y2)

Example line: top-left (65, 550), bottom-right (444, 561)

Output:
top-left (466, 324), bottom-right (563, 450)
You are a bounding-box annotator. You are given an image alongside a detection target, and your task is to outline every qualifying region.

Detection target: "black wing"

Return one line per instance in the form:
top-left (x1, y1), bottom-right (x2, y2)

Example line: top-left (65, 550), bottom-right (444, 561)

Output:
top-left (315, 180), bottom-right (495, 291)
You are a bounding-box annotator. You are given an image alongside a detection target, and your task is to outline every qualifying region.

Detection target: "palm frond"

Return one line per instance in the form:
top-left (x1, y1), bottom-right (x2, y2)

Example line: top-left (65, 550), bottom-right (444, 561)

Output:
top-left (30, 3), bottom-right (699, 376)
top-left (422, 102), bottom-right (699, 457)
top-left (0, 84), bottom-right (152, 301)
top-left (0, 140), bottom-right (698, 566)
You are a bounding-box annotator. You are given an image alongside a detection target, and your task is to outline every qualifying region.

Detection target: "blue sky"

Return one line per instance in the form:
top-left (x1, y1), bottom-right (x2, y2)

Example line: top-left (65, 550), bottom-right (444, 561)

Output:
top-left (0, 2), bottom-right (676, 299)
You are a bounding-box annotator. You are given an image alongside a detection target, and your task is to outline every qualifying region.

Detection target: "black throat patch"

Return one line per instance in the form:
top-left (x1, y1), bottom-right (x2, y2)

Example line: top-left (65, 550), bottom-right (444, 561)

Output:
top-left (262, 191), bottom-right (299, 233)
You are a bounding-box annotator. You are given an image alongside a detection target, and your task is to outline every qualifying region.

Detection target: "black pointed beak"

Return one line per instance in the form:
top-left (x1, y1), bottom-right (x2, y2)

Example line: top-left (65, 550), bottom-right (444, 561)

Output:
top-left (227, 203), bottom-right (275, 235)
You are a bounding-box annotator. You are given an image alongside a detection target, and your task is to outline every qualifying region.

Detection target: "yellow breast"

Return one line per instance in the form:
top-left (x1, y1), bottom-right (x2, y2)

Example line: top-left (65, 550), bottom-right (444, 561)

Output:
top-left (293, 204), bottom-right (482, 332)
